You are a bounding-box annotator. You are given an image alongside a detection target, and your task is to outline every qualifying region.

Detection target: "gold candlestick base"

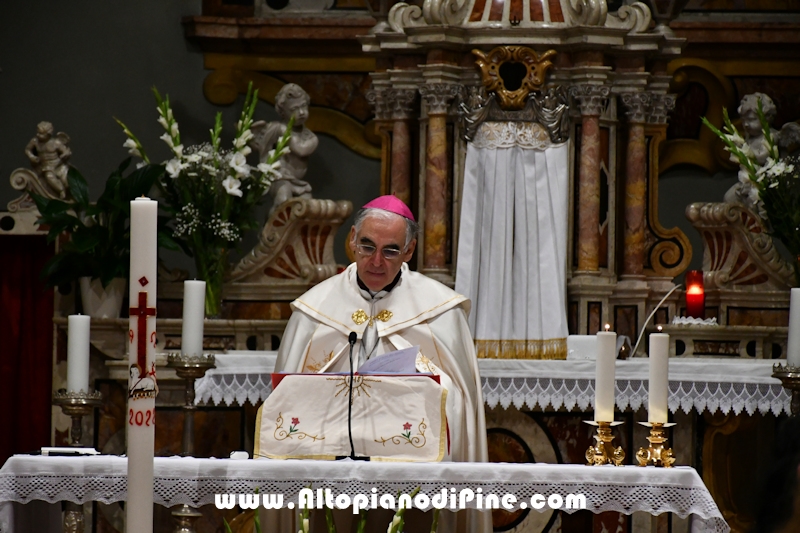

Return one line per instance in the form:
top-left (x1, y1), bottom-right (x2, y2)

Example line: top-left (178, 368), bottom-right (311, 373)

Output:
top-left (584, 421), bottom-right (625, 466)
top-left (636, 422), bottom-right (676, 467)
top-left (772, 363), bottom-right (800, 416)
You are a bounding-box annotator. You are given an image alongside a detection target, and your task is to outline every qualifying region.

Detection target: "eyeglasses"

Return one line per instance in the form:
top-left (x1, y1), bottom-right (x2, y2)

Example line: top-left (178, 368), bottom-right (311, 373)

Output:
top-left (355, 243), bottom-right (404, 260)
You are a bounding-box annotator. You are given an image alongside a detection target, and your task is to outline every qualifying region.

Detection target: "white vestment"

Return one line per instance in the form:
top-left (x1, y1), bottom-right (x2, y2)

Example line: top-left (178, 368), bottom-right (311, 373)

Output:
top-left (266, 262), bottom-right (490, 532)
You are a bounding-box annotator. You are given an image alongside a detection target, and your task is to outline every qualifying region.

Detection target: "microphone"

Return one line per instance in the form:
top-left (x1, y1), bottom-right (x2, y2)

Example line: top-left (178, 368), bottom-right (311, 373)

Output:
top-left (347, 331), bottom-right (357, 460)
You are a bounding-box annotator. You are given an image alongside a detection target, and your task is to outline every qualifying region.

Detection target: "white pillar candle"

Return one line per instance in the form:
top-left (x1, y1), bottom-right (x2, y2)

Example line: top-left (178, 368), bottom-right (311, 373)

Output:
top-left (181, 280), bottom-right (206, 357)
top-left (127, 197), bottom-right (158, 533)
top-left (648, 332), bottom-right (670, 424)
top-left (594, 330), bottom-right (617, 422)
top-left (788, 288), bottom-right (800, 367)
top-left (67, 314), bottom-right (91, 393)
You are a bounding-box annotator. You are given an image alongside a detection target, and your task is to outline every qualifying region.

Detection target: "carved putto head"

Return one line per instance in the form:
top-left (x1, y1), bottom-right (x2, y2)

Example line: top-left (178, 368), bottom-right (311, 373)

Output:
top-left (738, 93), bottom-right (777, 138)
top-left (275, 83), bottom-right (311, 125)
top-left (36, 121), bottom-right (53, 138)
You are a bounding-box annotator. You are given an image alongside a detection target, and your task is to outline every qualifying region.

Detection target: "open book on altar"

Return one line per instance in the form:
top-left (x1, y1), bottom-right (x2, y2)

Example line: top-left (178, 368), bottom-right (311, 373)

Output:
top-left (255, 362), bottom-right (448, 462)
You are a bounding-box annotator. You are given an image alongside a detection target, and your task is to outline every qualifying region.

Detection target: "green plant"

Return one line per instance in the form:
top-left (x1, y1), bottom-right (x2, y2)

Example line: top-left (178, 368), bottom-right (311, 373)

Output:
top-left (31, 159), bottom-right (177, 288)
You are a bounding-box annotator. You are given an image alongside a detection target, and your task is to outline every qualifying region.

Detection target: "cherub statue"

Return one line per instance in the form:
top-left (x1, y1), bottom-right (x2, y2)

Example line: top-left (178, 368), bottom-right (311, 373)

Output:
top-left (724, 93), bottom-right (800, 210)
top-left (25, 121), bottom-right (72, 199)
top-left (250, 83), bottom-right (318, 216)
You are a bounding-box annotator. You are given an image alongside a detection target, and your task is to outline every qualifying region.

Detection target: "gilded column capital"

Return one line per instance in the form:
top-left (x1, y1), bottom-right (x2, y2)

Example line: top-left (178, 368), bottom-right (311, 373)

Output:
top-left (620, 92), bottom-right (651, 124)
top-left (366, 87), bottom-right (393, 121)
top-left (386, 88), bottom-right (418, 120)
top-left (420, 83), bottom-right (461, 115)
top-left (647, 93), bottom-right (677, 125)
top-left (569, 84), bottom-right (610, 117)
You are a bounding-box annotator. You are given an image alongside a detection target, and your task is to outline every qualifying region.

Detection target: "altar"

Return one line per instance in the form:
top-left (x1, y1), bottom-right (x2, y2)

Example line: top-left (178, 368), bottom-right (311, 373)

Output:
top-left (0, 455), bottom-right (728, 533)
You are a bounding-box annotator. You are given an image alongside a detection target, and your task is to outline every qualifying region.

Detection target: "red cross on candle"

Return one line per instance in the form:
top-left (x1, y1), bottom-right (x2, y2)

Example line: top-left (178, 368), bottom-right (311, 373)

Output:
top-left (129, 291), bottom-right (156, 376)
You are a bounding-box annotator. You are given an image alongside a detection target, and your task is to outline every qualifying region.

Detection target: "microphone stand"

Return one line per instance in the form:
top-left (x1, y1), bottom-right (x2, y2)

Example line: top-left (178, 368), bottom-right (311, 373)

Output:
top-left (336, 332), bottom-right (369, 460)
top-left (347, 331), bottom-right (357, 459)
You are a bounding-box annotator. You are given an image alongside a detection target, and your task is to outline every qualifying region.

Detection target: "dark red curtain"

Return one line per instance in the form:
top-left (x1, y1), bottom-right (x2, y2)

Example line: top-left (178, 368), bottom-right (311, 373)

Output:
top-left (0, 235), bottom-right (54, 463)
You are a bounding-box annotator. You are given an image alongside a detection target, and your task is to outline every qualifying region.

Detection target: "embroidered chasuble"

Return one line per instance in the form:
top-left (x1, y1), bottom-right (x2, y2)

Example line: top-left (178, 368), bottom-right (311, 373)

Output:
top-left (263, 262), bottom-right (491, 533)
top-left (456, 121), bottom-right (569, 359)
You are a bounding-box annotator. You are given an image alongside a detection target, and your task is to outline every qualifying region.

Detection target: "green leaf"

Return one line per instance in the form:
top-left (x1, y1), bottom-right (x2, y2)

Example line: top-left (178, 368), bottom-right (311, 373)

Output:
top-left (67, 167), bottom-right (90, 208)
top-left (70, 230), bottom-right (101, 253)
top-left (223, 518), bottom-right (233, 533)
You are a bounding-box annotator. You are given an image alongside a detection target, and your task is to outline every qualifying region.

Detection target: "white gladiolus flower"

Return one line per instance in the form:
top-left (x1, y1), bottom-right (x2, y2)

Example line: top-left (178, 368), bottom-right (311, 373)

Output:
top-left (229, 152), bottom-right (250, 177)
top-left (738, 169), bottom-right (750, 184)
top-left (136, 161), bottom-right (147, 169)
top-left (303, 518), bottom-right (310, 533)
top-left (725, 132), bottom-right (744, 146)
top-left (258, 161), bottom-right (281, 176)
top-left (123, 138), bottom-right (141, 157)
top-left (172, 144), bottom-right (184, 158)
top-left (160, 133), bottom-right (175, 148)
top-left (171, 122), bottom-right (179, 136)
top-left (740, 143), bottom-right (755, 159)
top-left (186, 153), bottom-right (202, 164)
top-left (222, 176), bottom-right (243, 197)
top-left (158, 116), bottom-right (169, 131)
top-left (166, 158), bottom-right (184, 178)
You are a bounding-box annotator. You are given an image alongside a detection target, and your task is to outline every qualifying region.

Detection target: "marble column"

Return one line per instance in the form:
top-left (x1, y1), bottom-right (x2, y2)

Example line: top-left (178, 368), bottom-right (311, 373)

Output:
top-left (419, 83), bottom-right (460, 271)
top-left (569, 84), bottom-right (610, 273)
top-left (620, 92), bottom-right (650, 278)
top-left (387, 89), bottom-right (417, 206)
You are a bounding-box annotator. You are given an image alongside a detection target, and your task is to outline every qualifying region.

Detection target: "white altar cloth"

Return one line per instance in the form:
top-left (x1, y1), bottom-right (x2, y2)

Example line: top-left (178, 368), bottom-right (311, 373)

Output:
top-left (0, 455), bottom-right (727, 533)
top-left (195, 354), bottom-right (789, 416)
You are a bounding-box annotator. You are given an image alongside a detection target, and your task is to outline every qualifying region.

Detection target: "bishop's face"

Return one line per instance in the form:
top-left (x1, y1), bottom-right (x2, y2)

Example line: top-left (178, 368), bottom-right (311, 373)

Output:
top-left (350, 214), bottom-right (415, 292)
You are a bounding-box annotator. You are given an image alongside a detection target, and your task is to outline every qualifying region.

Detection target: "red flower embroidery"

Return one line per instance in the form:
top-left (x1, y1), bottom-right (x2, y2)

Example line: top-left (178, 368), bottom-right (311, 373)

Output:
top-left (403, 422), bottom-right (412, 431)
top-left (292, 417), bottom-right (300, 425)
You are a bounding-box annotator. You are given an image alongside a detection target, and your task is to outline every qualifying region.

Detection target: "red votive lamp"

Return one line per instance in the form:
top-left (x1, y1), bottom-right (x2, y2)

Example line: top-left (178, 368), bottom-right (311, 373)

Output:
top-left (685, 270), bottom-right (705, 318)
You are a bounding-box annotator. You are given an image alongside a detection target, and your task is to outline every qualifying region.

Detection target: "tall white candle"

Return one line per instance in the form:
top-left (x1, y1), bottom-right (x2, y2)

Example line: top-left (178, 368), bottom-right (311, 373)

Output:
top-left (181, 280), bottom-right (206, 357)
top-left (788, 288), bottom-right (800, 367)
top-left (67, 314), bottom-right (91, 393)
top-left (648, 332), bottom-right (670, 424)
top-left (594, 329), bottom-right (617, 422)
top-left (127, 197), bottom-right (158, 533)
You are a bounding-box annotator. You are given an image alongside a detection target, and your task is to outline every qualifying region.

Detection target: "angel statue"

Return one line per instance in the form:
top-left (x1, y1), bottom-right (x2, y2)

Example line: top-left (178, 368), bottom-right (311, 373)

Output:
top-left (724, 93), bottom-right (800, 210)
top-left (25, 121), bottom-right (72, 199)
top-left (250, 83), bottom-right (318, 216)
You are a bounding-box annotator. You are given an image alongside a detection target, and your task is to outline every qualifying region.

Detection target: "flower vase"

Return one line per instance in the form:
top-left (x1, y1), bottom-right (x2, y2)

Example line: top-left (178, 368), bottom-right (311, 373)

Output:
top-left (195, 249), bottom-right (228, 319)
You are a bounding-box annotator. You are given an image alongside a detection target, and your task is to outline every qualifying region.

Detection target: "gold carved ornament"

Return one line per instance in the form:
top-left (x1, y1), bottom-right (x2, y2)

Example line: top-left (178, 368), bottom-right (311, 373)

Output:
top-left (472, 47), bottom-right (557, 110)
top-left (352, 309), bottom-right (393, 327)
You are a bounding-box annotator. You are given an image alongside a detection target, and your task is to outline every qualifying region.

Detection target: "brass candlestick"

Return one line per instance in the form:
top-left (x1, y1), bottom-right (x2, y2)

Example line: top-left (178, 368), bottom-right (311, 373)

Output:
top-left (52, 389), bottom-right (104, 533)
top-left (584, 421), bottom-right (625, 466)
top-left (636, 422), bottom-right (676, 467)
top-left (53, 390), bottom-right (104, 446)
top-left (772, 363), bottom-right (800, 416)
top-left (166, 352), bottom-right (216, 533)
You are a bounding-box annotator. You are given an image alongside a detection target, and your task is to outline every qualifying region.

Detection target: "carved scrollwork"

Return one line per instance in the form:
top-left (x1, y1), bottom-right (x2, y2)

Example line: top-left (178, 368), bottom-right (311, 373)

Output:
top-left (563, 0), bottom-right (608, 26)
top-left (472, 47), bottom-right (556, 111)
top-left (388, 2), bottom-right (425, 33)
top-left (605, 2), bottom-right (652, 33)
top-left (228, 197), bottom-right (352, 284)
top-left (647, 93), bottom-right (677, 125)
top-left (685, 202), bottom-right (794, 290)
top-left (569, 84), bottom-right (610, 117)
top-left (420, 83), bottom-right (461, 115)
top-left (621, 92), bottom-right (651, 124)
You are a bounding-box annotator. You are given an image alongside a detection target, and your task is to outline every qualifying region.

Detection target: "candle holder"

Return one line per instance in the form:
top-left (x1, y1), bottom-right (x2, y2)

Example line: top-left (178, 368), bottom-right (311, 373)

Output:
top-left (772, 363), bottom-right (800, 416)
top-left (635, 422), bottom-right (676, 467)
top-left (53, 389), bottom-right (103, 533)
top-left (584, 421), bottom-right (625, 466)
top-left (166, 352), bottom-right (215, 533)
top-left (53, 389), bottom-right (104, 446)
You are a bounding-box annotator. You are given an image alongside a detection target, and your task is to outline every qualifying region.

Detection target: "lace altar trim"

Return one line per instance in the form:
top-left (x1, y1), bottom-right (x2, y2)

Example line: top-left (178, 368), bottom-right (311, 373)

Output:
top-left (0, 458), bottom-right (728, 533)
top-left (482, 377), bottom-right (790, 416)
top-left (471, 122), bottom-right (554, 150)
top-left (195, 373), bottom-right (273, 406)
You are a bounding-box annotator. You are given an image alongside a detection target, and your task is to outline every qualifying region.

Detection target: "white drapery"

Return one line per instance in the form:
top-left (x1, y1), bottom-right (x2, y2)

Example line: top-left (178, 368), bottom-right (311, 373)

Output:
top-left (456, 121), bottom-right (569, 359)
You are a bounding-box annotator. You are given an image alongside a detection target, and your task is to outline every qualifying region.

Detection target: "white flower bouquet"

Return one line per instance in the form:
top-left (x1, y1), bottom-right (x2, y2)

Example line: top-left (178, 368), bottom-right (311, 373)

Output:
top-left (117, 83), bottom-right (292, 315)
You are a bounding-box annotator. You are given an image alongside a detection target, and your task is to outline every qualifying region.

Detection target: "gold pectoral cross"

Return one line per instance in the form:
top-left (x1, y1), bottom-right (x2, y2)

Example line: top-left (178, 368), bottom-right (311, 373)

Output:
top-left (352, 309), bottom-right (393, 327)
